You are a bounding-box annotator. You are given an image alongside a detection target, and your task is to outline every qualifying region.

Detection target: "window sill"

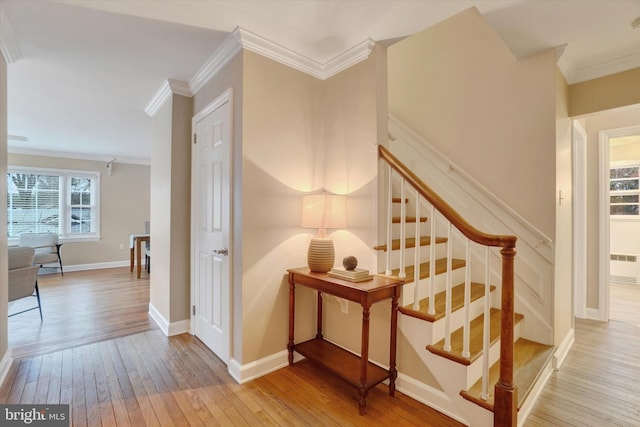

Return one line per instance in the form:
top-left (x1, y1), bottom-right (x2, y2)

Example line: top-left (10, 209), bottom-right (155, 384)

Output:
top-left (8, 235), bottom-right (101, 246)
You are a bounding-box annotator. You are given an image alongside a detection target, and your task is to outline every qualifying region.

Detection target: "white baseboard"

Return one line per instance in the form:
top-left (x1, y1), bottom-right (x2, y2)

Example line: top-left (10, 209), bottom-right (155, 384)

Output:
top-left (148, 303), bottom-right (190, 337)
top-left (167, 320), bottom-right (190, 336)
top-left (63, 260), bottom-right (130, 272)
top-left (228, 350), bottom-right (305, 384)
top-left (553, 328), bottom-right (575, 370)
top-left (0, 351), bottom-right (14, 391)
top-left (585, 307), bottom-right (603, 321)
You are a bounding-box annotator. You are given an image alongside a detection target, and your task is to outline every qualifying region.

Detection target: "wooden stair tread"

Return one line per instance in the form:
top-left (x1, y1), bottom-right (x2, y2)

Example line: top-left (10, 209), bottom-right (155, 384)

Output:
top-left (460, 338), bottom-right (554, 412)
top-left (378, 258), bottom-right (466, 284)
top-left (426, 308), bottom-right (525, 366)
top-left (399, 282), bottom-right (496, 322)
top-left (392, 197), bottom-right (408, 204)
top-left (392, 216), bottom-right (427, 223)
top-left (374, 236), bottom-right (448, 251)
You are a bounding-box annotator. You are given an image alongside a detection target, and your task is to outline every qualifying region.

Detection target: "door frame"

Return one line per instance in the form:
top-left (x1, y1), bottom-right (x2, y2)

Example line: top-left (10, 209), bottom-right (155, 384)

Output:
top-left (190, 88), bottom-right (234, 358)
top-left (573, 120), bottom-right (587, 318)
top-left (598, 124), bottom-right (640, 321)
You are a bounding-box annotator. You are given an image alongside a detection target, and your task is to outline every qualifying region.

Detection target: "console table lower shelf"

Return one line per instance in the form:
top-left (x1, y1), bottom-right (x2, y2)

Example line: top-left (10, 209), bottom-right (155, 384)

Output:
top-left (294, 338), bottom-right (390, 390)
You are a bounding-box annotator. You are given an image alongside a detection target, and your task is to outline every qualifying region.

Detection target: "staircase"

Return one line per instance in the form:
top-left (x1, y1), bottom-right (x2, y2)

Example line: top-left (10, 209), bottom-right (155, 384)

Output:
top-left (376, 145), bottom-right (553, 427)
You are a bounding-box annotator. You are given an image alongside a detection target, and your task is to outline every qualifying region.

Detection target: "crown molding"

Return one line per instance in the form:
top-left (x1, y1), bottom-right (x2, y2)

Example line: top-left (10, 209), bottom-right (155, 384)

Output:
top-left (322, 39), bottom-right (376, 79)
top-left (565, 51), bottom-right (640, 84)
top-left (144, 79), bottom-right (192, 117)
top-left (189, 28), bottom-right (244, 93)
top-left (148, 27), bottom-right (375, 116)
top-left (0, 5), bottom-right (21, 63)
top-left (189, 26), bottom-right (376, 92)
top-left (236, 27), bottom-right (325, 79)
top-left (8, 146), bottom-right (150, 165)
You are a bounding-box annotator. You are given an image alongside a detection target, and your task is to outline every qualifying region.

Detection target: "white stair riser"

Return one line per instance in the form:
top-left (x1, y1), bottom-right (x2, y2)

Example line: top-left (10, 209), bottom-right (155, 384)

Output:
top-left (399, 267), bottom-right (466, 306)
top-left (400, 306), bottom-right (523, 391)
top-left (464, 321), bottom-right (522, 389)
top-left (386, 245), bottom-right (448, 267)
top-left (429, 292), bottom-right (494, 343)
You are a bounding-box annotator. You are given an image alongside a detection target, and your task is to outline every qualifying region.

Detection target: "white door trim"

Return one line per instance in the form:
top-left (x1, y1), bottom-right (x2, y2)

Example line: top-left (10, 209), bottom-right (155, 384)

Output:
top-left (190, 88), bottom-right (234, 355)
top-left (598, 124), bottom-right (640, 321)
top-left (573, 121), bottom-right (587, 319)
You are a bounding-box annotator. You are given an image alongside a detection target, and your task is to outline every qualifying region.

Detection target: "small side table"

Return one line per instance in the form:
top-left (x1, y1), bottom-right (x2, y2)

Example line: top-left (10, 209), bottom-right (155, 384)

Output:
top-left (287, 267), bottom-right (403, 415)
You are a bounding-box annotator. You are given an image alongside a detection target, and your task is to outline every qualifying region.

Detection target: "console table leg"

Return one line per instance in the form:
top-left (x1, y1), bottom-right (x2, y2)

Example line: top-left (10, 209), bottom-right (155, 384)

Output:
top-left (316, 291), bottom-right (323, 339)
top-left (389, 292), bottom-right (399, 397)
top-left (288, 275), bottom-right (295, 366)
top-left (358, 389), bottom-right (367, 415)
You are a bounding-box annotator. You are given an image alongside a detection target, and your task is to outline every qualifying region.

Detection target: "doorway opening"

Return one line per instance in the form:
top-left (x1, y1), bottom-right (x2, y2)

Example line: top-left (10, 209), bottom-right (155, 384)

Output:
top-left (605, 128), bottom-right (640, 326)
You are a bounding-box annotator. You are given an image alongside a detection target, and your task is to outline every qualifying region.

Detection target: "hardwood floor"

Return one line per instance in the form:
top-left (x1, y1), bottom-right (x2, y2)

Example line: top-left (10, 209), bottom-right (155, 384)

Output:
top-left (3, 268), bottom-right (463, 426)
top-left (609, 282), bottom-right (640, 326)
top-left (524, 319), bottom-right (640, 426)
top-left (8, 268), bottom-right (155, 359)
top-left (6, 268), bottom-right (638, 426)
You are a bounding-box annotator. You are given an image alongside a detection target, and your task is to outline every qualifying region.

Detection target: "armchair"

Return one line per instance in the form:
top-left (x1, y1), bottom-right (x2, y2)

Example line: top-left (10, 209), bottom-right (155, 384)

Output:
top-left (19, 232), bottom-right (64, 276)
top-left (8, 247), bottom-right (43, 321)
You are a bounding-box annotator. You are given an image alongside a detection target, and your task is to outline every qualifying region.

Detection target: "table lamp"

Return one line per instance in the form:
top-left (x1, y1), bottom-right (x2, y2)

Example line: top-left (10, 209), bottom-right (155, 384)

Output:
top-left (301, 194), bottom-right (347, 273)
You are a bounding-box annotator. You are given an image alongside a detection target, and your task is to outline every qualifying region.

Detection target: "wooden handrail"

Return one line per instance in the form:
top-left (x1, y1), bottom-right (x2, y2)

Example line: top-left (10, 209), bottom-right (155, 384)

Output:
top-left (378, 145), bottom-right (516, 249)
top-left (379, 144), bottom-right (518, 427)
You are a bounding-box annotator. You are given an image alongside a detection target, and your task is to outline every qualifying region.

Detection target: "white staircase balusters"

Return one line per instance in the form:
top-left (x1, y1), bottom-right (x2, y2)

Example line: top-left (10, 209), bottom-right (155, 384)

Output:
top-left (481, 246), bottom-right (491, 401)
top-left (444, 222), bottom-right (453, 352)
top-left (399, 179), bottom-right (407, 279)
top-left (412, 190), bottom-right (421, 310)
top-left (428, 204), bottom-right (436, 315)
top-left (385, 167), bottom-right (393, 276)
top-left (462, 239), bottom-right (471, 358)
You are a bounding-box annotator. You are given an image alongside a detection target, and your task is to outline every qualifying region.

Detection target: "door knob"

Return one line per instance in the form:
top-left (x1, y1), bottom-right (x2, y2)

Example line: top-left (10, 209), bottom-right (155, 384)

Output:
top-left (213, 248), bottom-right (229, 256)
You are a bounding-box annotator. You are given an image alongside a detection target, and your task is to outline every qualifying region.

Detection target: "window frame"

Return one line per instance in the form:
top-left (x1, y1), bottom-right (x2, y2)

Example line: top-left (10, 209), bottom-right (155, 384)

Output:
top-left (7, 166), bottom-right (101, 243)
top-left (610, 162), bottom-right (640, 220)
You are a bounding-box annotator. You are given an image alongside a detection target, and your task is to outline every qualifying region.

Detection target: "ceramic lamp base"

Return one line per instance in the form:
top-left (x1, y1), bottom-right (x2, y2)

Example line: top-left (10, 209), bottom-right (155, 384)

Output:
top-left (307, 236), bottom-right (335, 273)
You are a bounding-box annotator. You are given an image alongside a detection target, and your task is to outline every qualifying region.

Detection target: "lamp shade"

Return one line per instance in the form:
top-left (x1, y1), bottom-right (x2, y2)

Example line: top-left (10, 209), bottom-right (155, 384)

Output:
top-left (301, 194), bottom-right (346, 273)
top-left (301, 194), bottom-right (347, 230)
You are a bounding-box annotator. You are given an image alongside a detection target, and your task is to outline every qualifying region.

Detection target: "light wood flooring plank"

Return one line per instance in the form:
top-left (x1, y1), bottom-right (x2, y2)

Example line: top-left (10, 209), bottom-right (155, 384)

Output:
top-left (524, 319), bottom-right (640, 427)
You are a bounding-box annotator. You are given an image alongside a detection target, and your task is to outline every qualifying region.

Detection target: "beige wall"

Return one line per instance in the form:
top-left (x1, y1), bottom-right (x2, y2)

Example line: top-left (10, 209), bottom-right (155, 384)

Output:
top-left (150, 100), bottom-right (172, 318)
top-left (582, 106), bottom-right (640, 308)
top-left (149, 94), bottom-right (192, 324)
top-left (569, 67), bottom-right (640, 117)
top-left (241, 51), bottom-right (322, 364)
top-left (388, 7), bottom-right (557, 238)
top-left (1, 53), bottom-right (8, 361)
top-left (193, 53), bottom-right (244, 361)
top-left (8, 153), bottom-right (150, 267)
top-left (554, 68), bottom-right (574, 344)
top-left (239, 47), bottom-right (402, 372)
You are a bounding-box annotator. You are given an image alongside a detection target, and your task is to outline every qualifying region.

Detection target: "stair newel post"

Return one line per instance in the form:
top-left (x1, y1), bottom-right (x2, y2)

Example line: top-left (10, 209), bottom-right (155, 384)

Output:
top-left (428, 205), bottom-right (436, 315)
top-left (494, 245), bottom-right (517, 427)
top-left (399, 179), bottom-right (406, 279)
top-left (462, 239), bottom-right (471, 359)
top-left (481, 246), bottom-right (491, 401)
top-left (444, 222), bottom-right (453, 352)
top-left (385, 167), bottom-right (393, 276)
top-left (412, 190), bottom-right (421, 310)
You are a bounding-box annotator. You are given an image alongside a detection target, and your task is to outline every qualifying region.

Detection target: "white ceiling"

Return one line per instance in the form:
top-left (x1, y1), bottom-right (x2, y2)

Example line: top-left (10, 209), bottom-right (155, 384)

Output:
top-left (3, 0), bottom-right (640, 164)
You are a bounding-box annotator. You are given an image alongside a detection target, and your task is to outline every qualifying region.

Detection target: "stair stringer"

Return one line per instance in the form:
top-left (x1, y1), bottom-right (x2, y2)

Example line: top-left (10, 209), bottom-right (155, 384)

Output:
top-left (388, 115), bottom-right (554, 345)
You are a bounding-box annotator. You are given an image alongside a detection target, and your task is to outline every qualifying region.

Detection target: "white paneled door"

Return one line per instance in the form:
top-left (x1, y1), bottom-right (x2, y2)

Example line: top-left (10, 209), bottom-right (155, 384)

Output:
top-left (192, 91), bottom-right (232, 364)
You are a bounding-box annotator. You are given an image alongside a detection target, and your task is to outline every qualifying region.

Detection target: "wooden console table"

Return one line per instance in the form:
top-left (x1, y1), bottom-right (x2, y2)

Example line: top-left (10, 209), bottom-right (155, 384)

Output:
top-left (287, 267), bottom-right (403, 414)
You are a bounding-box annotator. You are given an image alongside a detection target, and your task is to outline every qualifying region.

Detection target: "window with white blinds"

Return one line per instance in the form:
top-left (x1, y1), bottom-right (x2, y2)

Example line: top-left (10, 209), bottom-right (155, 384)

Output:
top-left (610, 165), bottom-right (640, 216)
top-left (7, 167), bottom-right (100, 239)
